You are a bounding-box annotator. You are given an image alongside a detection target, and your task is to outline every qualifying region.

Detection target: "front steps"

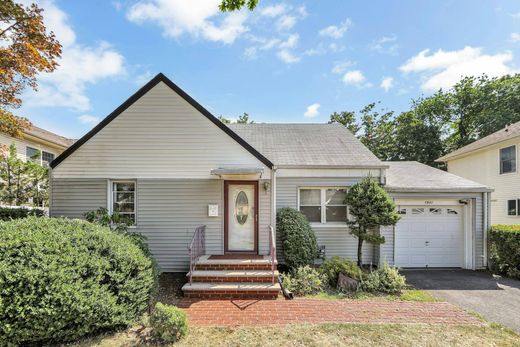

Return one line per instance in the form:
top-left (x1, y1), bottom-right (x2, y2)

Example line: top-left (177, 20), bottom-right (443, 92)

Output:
top-left (182, 255), bottom-right (281, 299)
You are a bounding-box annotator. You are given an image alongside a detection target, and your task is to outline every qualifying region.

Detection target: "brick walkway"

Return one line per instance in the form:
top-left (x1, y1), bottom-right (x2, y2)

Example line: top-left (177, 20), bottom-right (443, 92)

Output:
top-left (177, 298), bottom-right (481, 326)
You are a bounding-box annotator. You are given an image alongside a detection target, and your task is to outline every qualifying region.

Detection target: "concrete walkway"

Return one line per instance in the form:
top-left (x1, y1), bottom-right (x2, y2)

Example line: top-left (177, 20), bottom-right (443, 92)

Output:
top-left (177, 298), bottom-right (480, 326)
top-left (404, 269), bottom-right (520, 333)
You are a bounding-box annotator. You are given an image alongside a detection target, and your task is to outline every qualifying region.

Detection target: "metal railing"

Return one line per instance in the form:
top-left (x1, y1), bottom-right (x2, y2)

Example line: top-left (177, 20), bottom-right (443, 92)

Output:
top-left (188, 225), bottom-right (206, 285)
top-left (268, 225), bottom-right (277, 284)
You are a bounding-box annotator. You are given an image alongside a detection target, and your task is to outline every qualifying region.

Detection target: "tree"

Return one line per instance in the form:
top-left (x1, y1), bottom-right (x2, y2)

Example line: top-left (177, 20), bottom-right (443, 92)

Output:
top-left (219, 0), bottom-right (259, 12)
top-left (218, 116), bottom-right (231, 124)
top-left (237, 112), bottom-right (253, 124)
top-left (358, 103), bottom-right (395, 160)
top-left (1, 0), bottom-right (61, 136)
top-left (344, 177), bottom-right (400, 266)
top-left (329, 111), bottom-right (360, 135)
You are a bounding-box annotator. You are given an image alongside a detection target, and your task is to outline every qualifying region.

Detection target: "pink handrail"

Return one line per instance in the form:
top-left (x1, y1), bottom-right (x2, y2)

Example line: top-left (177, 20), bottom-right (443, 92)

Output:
top-left (269, 225), bottom-right (277, 284)
top-left (188, 225), bottom-right (206, 285)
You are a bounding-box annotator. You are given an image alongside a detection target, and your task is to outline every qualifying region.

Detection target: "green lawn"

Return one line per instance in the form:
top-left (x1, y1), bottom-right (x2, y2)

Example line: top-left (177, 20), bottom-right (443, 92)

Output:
top-left (70, 323), bottom-right (520, 347)
top-left (310, 288), bottom-right (440, 302)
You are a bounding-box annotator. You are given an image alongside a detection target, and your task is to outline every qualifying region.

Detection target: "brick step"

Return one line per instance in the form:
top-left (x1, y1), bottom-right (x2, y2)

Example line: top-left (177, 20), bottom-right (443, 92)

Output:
top-left (182, 282), bottom-right (281, 299)
top-left (195, 255), bottom-right (277, 271)
top-left (188, 270), bottom-right (279, 283)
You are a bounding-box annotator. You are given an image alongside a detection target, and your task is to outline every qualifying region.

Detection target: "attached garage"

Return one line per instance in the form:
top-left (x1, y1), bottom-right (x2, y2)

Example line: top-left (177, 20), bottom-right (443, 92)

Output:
top-left (381, 162), bottom-right (493, 270)
top-left (394, 204), bottom-right (464, 268)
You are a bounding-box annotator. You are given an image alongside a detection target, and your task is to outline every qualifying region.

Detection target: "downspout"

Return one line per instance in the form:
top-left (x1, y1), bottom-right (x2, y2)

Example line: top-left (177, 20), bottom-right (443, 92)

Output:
top-left (270, 166), bottom-right (277, 232)
top-left (483, 191), bottom-right (489, 268)
top-left (48, 167), bottom-right (52, 217)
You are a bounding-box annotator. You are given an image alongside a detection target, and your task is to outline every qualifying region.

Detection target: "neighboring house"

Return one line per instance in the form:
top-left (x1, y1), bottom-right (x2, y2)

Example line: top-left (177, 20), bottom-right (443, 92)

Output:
top-left (0, 125), bottom-right (74, 165)
top-left (49, 74), bottom-right (490, 297)
top-left (438, 121), bottom-right (520, 225)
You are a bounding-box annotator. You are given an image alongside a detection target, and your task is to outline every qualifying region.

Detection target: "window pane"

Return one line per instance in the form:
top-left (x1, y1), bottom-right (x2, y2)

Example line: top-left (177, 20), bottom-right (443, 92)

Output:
top-left (113, 182), bottom-right (135, 192)
top-left (42, 151), bottom-right (55, 163)
top-left (326, 189), bottom-right (347, 205)
top-left (300, 206), bottom-right (321, 222)
top-left (398, 208), bottom-right (407, 215)
top-left (447, 208), bottom-right (458, 215)
top-left (429, 208), bottom-right (442, 215)
top-left (115, 192), bottom-right (134, 203)
top-left (326, 206), bottom-right (347, 222)
top-left (300, 189), bottom-right (320, 205)
top-left (119, 214), bottom-right (135, 224)
top-left (501, 146), bottom-right (516, 173)
top-left (26, 147), bottom-right (40, 162)
top-left (114, 203), bottom-right (135, 213)
top-left (412, 208), bottom-right (424, 215)
top-left (508, 200), bottom-right (517, 216)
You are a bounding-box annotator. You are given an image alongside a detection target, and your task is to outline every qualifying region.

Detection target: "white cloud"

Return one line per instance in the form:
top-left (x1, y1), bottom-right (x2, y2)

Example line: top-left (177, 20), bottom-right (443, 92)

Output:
top-left (400, 46), bottom-right (517, 91)
top-left (380, 77), bottom-right (394, 92)
top-left (331, 60), bottom-right (355, 75)
top-left (260, 4), bottom-right (286, 17)
top-left (277, 15), bottom-right (296, 30)
top-left (243, 46), bottom-right (257, 60)
top-left (304, 103), bottom-right (320, 118)
top-left (78, 114), bottom-right (100, 125)
top-left (511, 32), bottom-right (520, 42)
top-left (511, 12), bottom-right (520, 19)
top-left (369, 35), bottom-right (398, 55)
top-left (126, 0), bottom-right (248, 44)
top-left (342, 70), bottom-right (365, 84)
top-left (279, 34), bottom-right (299, 49)
top-left (22, 0), bottom-right (125, 111)
top-left (319, 19), bottom-right (352, 39)
top-left (277, 49), bottom-right (300, 63)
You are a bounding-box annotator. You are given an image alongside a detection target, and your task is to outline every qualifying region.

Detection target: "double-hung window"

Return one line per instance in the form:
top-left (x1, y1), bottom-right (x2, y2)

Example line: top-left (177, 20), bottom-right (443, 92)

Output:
top-left (299, 188), bottom-right (347, 224)
top-left (26, 146), bottom-right (55, 166)
top-left (110, 181), bottom-right (136, 225)
top-left (507, 199), bottom-right (520, 216)
top-left (500, 145), bottom-right (516, 174)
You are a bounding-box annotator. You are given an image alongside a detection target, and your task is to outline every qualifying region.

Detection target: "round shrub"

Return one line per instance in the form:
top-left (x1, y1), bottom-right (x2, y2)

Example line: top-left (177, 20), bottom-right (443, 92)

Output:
top-left (0, 217), bottom-right (156, 346)
top-left (150, 302), bottom-right (188, 343)
top-left (277, 207), bottom-right (318, 269)
top-left (319, 256), bottom-right (363, 287)
top-left (489, 225), bottom-right (520, 279)
top-left (281, 265), bottom-right (325, 296)
top-left (359, 263), bottom-right (406, 294)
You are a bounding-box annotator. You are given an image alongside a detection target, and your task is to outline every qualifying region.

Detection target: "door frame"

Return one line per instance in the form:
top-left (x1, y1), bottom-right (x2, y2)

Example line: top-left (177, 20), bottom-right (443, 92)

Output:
top-left (224, 180), bottom-right (259, 254)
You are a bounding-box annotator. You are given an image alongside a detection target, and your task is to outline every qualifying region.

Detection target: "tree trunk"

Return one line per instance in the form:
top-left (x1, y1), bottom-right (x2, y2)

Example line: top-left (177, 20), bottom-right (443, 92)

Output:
top-left (357, 237), bottom-right (364, 267)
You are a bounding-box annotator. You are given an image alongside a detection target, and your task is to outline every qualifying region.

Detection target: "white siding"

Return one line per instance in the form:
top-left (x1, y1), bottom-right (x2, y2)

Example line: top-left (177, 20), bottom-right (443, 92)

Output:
top-left (52, 82), bottom-right (270, 179)
top-left (379, 226), bottom-right (394, 265)
top-left (276, 177), bottom-right (374, 264)
top-left (51, 178), bottom-right (107, 218)
top-left (0, 133), bottom-right (61, 162)
top-left (447, 137), bottom-right (520, 225)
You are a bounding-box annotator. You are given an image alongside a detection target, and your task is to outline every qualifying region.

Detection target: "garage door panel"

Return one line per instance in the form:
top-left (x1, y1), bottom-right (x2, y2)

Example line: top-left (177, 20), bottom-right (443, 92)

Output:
top-left (395, 205), bottom-right (463, 268)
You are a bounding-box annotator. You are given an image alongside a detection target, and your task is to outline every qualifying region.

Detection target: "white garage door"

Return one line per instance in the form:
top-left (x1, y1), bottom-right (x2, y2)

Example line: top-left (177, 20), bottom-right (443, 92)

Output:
top-left (395, 206), bottom-right (463, 268)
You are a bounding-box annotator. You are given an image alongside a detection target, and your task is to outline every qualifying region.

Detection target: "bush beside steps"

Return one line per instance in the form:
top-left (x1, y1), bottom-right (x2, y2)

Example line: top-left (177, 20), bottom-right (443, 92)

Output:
top-left (150, 302), bottom-right (188, 343)
top-left (489, 224), bottom-right (520, 280)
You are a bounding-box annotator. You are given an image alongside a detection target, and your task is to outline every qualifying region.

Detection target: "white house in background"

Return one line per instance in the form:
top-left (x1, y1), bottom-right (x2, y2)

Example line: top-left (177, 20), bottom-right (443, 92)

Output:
top-left (0, 125), bottom-right (74, 165)
top-left (48, 73), bottom-right (491, 298)
top-left (438, 121), bottom-right (520, 225)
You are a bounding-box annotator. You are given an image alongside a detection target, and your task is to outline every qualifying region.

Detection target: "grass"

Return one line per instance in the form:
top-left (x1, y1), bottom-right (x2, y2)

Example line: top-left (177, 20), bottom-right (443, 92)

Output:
top-left (310, 288), bottom-right (440, 302)
top-left (68, 323), bottom-right (520, 347)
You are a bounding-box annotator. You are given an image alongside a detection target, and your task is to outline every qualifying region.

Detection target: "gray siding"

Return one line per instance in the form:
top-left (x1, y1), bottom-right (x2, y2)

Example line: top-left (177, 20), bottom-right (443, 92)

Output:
top-left (475, 195), bottom-right (485, 269)
top-left (51, 177), bottom-right (272, 272)
top-left (379, 226), bottom-right (394, 265)
top-left (276, 177), bottom-right (374, 264)
top-left (51, 178), bottom-right (106, 218)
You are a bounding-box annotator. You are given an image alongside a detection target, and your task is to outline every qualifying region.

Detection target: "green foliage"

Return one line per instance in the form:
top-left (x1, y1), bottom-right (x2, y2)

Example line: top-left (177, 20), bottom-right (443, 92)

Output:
top-left (218, 112), bottom-right (253, 124)
top-left (319, 256), bottom-right (363, 287)
top-left (330, 74), bottom-right (520, 167)
top-left (281, 266), bottom-right (325, 296)
top-left (0, 217), bottom-right (156, 345)
top-left (219, 0), bottom-right (259, 12)
top-left (277, 207), bottom-right (318, 269)
top-left (0, 206), bottom-right (44, 220)
top-left (489, 225), bottom-right (520, 279)
top-left (345, 177), bottom-right (400, 266)
top-left (150, 302), bottom-right (188, 343)
top-left (359, 263), bottom-right (406, 294)
top-left (0, 143), bottom-right (49, 206)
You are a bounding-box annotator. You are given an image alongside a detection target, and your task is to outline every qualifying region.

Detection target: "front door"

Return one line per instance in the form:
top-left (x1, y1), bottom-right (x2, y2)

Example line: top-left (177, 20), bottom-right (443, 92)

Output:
top-left (224, 181), bottom-right (258, 253)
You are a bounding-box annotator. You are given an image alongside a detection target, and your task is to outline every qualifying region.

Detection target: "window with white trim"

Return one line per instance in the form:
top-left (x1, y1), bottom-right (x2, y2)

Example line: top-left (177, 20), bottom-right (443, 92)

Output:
top-left (26, 146), bottom-right (55, 166)
top-left (110, 181), bottom-right (136, 225)
top-left (507, 199), bottom-right (519, 216)
top-left (299, 188), bottom-right (347, 224)
top-left (500, 145), bottom-right (516, 174)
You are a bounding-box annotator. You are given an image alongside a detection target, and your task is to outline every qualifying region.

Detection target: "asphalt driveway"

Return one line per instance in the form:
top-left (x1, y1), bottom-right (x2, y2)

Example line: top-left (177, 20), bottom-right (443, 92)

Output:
top-left (404, 269), bottom-right (520, 332)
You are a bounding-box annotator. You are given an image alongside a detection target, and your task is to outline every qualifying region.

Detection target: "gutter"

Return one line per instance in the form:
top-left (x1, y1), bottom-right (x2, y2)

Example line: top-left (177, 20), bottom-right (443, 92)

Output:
top-left (385, 187), bottom-right (494, 193)
top-left (275, 164), bottom-right (389, 169)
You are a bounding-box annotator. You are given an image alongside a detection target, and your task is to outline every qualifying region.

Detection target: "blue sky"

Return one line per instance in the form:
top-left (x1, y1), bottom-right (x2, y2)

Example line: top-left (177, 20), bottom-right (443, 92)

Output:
top-left (17, 0), bottom-right (520, 139)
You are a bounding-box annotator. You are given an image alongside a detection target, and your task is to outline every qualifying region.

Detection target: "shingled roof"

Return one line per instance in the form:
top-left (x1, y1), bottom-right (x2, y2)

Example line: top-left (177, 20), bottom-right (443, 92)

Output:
top-left (437, 120), bottom-right (520, 162)
top-left (228, 123), bottom-right (385, 168)
top-left (24, 126), bottom-right (75, 148)
top-left (385, 161), bottom-right (490, 192)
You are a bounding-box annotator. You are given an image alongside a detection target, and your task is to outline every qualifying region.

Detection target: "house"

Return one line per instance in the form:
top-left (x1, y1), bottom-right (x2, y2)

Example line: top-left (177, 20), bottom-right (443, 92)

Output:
top-left (437, 121), bottom-right (520, 225)
top-left (49, 73), bottom-right (491, 298)
top-left (0, 124), bottom-right (74, 165)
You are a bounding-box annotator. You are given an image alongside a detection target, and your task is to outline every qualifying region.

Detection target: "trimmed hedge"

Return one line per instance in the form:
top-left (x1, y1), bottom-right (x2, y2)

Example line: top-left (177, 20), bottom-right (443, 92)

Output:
top-left (0, 206), bottom-right (45, 221)
top-left (359, 263), bottom-right (406, 294)
top-left (0, 217), bottom-right (156, 346)
top-left (277, 207), bottom-right (318, 269)
top-left (489, 225), bottom-right (520, 279)
top-left (150, 303), bottom-right (188, 343)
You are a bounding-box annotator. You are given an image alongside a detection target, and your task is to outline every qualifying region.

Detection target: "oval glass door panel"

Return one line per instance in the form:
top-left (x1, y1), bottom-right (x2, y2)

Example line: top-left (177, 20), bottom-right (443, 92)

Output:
top-left (235, 191), bottom-right (249, 225)
top-left (228, 184), bottom-right (255, 251)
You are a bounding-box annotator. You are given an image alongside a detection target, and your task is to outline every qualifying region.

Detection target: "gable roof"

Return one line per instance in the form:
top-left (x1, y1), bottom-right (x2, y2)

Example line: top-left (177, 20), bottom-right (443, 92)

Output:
top-left (437, 120), bottom-right (520, 162)
top-left (50, 73), bottom-right (273, 169)
top-left (24, 125), bottom-right (75, 148)
top-left (228, 123), bottom-right (386, 168)
top-left (385, 161), bottom-right (490, 192)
